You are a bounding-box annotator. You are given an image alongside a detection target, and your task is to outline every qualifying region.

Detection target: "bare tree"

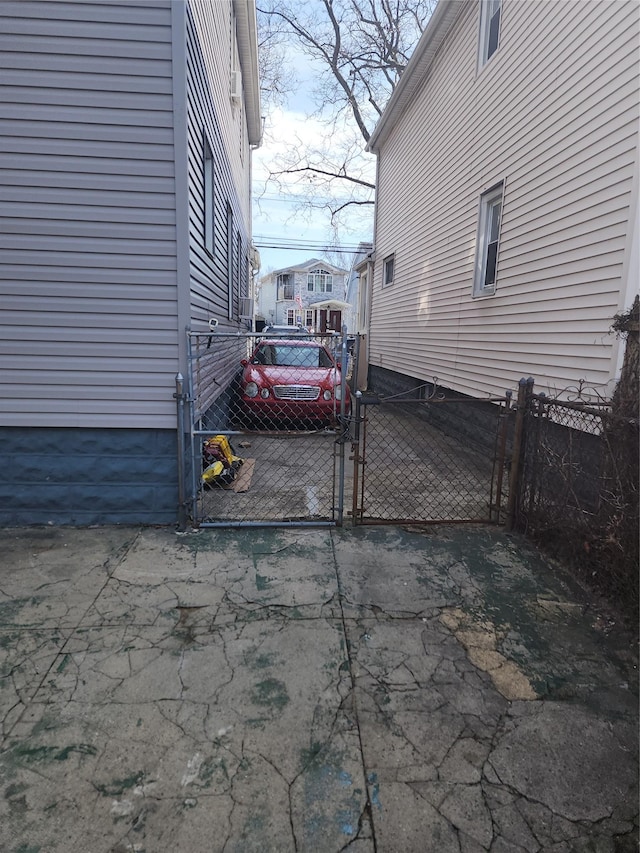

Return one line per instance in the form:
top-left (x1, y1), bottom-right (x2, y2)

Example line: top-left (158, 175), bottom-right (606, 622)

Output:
top-left (256, 0), bottom-right (435, 228)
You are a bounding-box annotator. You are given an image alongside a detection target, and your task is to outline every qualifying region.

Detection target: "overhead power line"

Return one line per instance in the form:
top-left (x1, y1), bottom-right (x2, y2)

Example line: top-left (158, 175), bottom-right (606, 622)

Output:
top-left (254, 243), bottom-right (365, 254)
top-left (253, 235), bottom-right (369, 253)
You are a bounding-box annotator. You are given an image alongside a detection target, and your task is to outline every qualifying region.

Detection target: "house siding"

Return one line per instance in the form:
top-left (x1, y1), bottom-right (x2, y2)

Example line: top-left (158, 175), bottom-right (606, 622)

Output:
top-left (0, 0), bottom-right (259, 525)
top-left (186, 3), bottom-right (251, 329)
top-left (257, 262), bottom-right (349, 328)
top-left (0, 426), bottom-right (177, 525)
top-left (370, 0), bottom-right (639, 399)
top-left (185, 2), bottom-right (253, 414)
top-left (0, 0), bottom-right (179, 428)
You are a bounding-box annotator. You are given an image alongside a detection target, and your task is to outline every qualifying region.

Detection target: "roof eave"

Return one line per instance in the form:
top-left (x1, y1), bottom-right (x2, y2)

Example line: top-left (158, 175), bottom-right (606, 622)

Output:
top-left (234, 0), bottom-right (262, 147)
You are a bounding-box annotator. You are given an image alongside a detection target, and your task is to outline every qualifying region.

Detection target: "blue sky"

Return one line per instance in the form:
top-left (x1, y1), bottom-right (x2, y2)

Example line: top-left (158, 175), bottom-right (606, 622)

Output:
top-left (251, 49), bottom-right (375, 275)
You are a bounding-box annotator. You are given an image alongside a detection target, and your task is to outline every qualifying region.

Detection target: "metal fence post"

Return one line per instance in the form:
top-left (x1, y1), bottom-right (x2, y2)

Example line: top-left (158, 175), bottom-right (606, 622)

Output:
top-left (174, 372), bottom-right (188, 530)
top-left (335, 325), bottom-right (349, 525)
top-left (506, 377), bottom-right (534, 531)
top-left (351, 391), bottom-right (362, 525)
top-left (186, 333), bottom-right (200, 526)
top-left (491, 389), bottom-right (513, 523)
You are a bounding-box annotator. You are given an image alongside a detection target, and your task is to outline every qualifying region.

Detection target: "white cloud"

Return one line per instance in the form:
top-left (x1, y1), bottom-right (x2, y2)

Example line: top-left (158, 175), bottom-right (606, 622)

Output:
top-left (251, 106), bottom-right (374, 273)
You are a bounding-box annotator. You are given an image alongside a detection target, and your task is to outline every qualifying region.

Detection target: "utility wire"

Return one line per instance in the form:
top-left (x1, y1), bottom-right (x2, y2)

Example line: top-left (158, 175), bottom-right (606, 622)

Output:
top-left (254, 243), bottom-right (365, 253)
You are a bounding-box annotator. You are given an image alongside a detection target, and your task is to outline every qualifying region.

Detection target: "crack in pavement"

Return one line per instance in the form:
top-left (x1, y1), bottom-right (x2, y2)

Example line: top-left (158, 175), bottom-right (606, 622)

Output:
top-left (0, 525), bottom-right (636, 852)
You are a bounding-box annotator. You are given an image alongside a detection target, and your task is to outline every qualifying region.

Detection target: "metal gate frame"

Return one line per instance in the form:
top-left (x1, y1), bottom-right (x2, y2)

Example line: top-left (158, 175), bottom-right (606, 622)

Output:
top-left (349, 385), bottom-right (514, 526)
top-left (177, 326), bottom-right (351, 529)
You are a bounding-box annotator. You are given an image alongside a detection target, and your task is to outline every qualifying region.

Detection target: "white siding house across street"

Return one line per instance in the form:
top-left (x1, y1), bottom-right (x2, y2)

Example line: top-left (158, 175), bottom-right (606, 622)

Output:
top-left (0, 0), bottom-right (261, 525)
top-left (365, 0), bottom-right (639, 402)
top-left (256, 258), bottom-right (350, 333)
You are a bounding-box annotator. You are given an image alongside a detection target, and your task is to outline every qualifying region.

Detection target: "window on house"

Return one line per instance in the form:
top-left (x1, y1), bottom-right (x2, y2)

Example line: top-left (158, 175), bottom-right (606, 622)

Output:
top-left (203, 133), bottom-right (215, 254)
top-left (478, 0), bottom-right (501, 67)
top-left (277, 273), bottom-right (294, 300)
top-left (236, 232), bottom-right (242, 313)
top-left (383, 255), bottom-right (395, 286)
top-left (287, 309), bottom-right (295, 325)
top-left (307, 269), bottom-right (333, 293)
top-left (226, 203), bottom-right (234, 318)
top-left (473, 183), bottom-right (503, 297)
top-left (358, 270), bottom-right (369, 330)
top-left (305, 310), bottom-right (314, 329)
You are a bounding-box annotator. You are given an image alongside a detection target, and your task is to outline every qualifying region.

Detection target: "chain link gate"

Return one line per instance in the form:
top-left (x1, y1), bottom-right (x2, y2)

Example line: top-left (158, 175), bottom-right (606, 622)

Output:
top-left (183, 328), bottom-right (351, 528)
top-left (349, 384), bottom-right (513, 525)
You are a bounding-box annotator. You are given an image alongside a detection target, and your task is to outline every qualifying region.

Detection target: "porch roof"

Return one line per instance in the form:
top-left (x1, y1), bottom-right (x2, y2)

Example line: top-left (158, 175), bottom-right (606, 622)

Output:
top-left (308, 300), bottom-right (351, 311)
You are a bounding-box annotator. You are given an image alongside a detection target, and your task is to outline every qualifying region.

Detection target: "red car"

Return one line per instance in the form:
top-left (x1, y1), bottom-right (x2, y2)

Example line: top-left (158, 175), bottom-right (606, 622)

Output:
top-left (239, 339), bottom-right (349, 425)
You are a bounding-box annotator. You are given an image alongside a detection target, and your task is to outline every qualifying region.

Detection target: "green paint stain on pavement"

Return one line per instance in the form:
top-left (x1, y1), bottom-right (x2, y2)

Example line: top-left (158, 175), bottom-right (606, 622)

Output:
top-left (54, 744), bottom-right (97, 761)
top-left (245, 651), bottom-right (277, 670)
top-left (252, 678), bottom-right (289, 710)
top-left (0, 598), bottom-right (34, 624)
top-left (0, 631), bottom-right (21, 650)
top-left (255, 573), bottom-right (271, 591)
top-left (8, 743), bottom-right (97, 765)
top-left (199, 756), bottom-right (230, 788)
top-left (56, 653), bottom-right (70, 673)
top-left (300, 741), bottom-right (324, 767)
top-left (5, 783), bottom-right (29, 799)
top-left (94, 771), bottom-right (144, 796)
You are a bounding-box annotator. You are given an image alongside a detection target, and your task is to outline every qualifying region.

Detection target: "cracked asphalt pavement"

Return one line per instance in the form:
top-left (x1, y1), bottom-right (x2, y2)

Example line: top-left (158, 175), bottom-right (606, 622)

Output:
top-left (0, 524), bottom-right (637, 852)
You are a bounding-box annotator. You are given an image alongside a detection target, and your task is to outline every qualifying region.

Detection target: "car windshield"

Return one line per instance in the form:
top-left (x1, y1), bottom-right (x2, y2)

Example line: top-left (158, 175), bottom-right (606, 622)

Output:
top-left (252, 344), bottom-right (333, 368)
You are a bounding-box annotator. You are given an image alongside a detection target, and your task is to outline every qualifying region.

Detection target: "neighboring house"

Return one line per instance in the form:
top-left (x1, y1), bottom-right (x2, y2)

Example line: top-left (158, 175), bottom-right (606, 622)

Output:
top-left (365, 0), bottom-right (639, 401)
top-left (0, 0), bottom-right (261, 524)
top-left (256, 258), bottom-right (350, 333)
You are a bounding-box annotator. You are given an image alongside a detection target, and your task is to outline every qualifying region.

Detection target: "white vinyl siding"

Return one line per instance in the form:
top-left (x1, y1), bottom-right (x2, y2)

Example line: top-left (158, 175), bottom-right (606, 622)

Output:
top-left (0, 0), bottom-right (178, 428)
top-left (370, 0), bottom-right (638, 399)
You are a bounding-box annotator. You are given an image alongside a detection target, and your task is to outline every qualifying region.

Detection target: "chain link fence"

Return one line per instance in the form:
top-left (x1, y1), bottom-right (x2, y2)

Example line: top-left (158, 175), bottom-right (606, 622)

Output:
top-left (516, 392), bottom-right (639, 619)
top-left (350, 390), bottom-right (512, 525)
top-left (185, 330), bottom-right (351, 526)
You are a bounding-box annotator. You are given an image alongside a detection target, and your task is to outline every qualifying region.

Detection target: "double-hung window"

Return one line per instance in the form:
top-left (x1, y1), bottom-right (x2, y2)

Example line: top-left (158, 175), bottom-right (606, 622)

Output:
top-left (226, 203), bottom-right (234, 318)
top-left (473, 183), bottom-right (503, 297)
top-left (383, 254), bottom-right (395, 287)
top-left (478, 0), bottom-right (501, 68)
top-left (307, 269), bottom-right (333, 293)
top-left (203, 133), bottom-right (215, 255)
top-left (277, 273), bottom-right (294, 300)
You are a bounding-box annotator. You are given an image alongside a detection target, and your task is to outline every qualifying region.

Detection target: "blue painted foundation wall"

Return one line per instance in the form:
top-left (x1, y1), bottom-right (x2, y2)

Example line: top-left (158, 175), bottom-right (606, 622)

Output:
top-left (0, 427), bottom-right (179, 525)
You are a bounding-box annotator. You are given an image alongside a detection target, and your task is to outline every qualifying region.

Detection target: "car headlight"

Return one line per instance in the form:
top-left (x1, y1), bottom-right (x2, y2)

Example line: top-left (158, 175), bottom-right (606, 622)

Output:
top-left (260, 387), bottom-right (270, 398)
top-left (245, 381), bottom-right (258, 398)
top-left (323, 390), bottom-right (332, 401)
top-left (335, 384), bottom-right (342, 401)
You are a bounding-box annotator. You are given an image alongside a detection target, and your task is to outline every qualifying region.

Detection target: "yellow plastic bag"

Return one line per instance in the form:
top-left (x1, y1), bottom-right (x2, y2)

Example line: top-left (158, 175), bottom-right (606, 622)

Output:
top-left (202, 461), bottom-right (225, 484)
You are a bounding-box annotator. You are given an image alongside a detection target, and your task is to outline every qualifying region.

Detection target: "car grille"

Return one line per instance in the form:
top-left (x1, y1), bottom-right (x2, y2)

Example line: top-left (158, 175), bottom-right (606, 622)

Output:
top-left (273, 385), bottom-right (320, 401)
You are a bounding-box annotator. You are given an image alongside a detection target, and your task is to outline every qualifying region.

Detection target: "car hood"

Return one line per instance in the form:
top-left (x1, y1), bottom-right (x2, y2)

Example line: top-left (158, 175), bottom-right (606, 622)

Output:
top-left (244, 365), bottom-right (340, 385)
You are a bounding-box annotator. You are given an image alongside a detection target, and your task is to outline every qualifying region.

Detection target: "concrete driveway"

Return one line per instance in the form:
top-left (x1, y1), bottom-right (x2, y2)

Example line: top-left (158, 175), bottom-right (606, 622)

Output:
top-left (0, 524), bottom-right (637, 852)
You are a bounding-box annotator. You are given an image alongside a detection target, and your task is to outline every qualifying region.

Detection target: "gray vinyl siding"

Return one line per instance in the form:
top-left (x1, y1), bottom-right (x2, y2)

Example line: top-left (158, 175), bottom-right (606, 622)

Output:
top-left (370, 0), bottom-right (638, 399)
top-left (185, 1), bottom-right (252, 411)
top-left (186, 1), bottom-right (250, 328)
top-left (0, 0), bottom-right (178, 428)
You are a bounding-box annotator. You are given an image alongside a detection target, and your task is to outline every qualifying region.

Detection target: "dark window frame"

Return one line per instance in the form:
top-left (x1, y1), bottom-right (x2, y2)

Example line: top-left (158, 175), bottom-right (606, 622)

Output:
top-left (203, 132), bottom-right (215, 255)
